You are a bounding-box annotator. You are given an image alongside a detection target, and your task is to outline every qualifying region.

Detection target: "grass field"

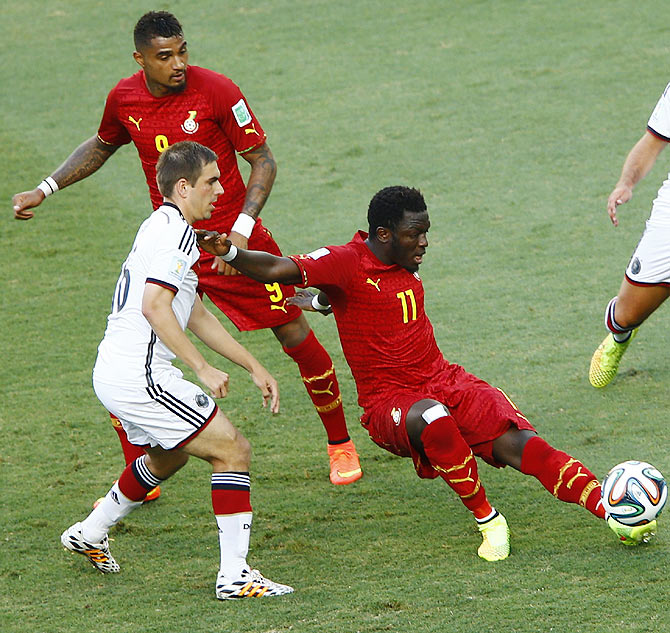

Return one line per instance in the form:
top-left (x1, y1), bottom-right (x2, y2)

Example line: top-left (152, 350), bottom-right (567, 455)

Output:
top-left (3, 1), bottom-right (670, 632)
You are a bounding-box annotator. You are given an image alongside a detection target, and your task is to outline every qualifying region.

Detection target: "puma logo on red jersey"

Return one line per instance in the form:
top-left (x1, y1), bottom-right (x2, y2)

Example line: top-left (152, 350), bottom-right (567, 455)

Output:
top-left (128, 115), bottom-right (142, 131)
top-left (366, 278), bottom-right (381, 291)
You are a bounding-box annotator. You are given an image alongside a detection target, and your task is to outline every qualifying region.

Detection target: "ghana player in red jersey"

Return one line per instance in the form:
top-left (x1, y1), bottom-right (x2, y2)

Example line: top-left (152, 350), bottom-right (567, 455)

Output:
top-left (11, 11), bottom-right (361, 489)
top-left (195, 185), bottom-right (659, 559)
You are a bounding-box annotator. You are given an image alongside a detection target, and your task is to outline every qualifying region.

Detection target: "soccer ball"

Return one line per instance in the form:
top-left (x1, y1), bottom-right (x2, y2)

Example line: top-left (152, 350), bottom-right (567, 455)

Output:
top-left (601, 460), bottom-right (667, 526)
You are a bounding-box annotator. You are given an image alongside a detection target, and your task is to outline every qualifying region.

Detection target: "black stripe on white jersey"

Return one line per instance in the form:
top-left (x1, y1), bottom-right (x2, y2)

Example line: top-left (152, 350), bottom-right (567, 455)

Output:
top-left (146, 383), bottom-right (208, 429)
top-left (145, 331), bottom-right (158, 388)
top-left (178, 225), bottom-right (196, 255)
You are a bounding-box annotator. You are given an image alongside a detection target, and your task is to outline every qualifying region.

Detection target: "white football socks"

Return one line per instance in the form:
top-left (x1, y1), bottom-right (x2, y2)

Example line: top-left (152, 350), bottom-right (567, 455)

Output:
top-left (216, 512), bottom-right (253, 581)
top-left (80, 481), bottom-right (142, 543)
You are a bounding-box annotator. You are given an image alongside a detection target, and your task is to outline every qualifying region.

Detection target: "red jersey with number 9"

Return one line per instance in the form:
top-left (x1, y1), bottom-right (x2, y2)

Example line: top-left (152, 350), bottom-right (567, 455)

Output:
top-left (97, 65), bottom-right (266, 231)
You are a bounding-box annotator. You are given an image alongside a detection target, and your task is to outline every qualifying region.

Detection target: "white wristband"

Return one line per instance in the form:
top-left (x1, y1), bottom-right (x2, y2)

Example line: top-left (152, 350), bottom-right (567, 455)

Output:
top-left (221, 244), bottom-right (238, 262)
top-left (230, 213), bottom-right (255, 238)
top-left (311, 293), bottom-right (331, 311)
top-left (37, 177), bottom-right (59, 197)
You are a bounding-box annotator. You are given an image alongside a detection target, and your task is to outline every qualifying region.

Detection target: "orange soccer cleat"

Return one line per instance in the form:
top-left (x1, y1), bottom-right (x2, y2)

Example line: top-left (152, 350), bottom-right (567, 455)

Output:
top-left (327, 439), bottom-right (363, 485)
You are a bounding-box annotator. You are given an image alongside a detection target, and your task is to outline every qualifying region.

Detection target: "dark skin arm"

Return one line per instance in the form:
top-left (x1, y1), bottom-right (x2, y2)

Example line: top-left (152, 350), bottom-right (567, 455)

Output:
top-left (215, 142), bottom-right (277, 275)
top-left (12, 135), bottom-right (119, 219)
top-left (286, 289), bottom-right (333, 316)
top-left (197, 229), bottom-right (301, 285)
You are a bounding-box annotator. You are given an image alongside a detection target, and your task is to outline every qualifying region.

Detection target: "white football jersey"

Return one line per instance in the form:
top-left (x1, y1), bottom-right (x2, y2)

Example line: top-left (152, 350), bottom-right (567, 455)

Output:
top-left (93, 202), bottom-right (200, 386)
top-left (646, 83), bottom-right (670, 223)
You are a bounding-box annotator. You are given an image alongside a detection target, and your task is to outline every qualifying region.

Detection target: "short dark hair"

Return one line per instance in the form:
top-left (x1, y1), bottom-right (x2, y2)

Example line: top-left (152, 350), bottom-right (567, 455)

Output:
top-left (134, 11), bottom-right (183, 51)
top-left (156, 141), bottom-right (218, 198)
top-left (367, 186), bottom-right (427, 235)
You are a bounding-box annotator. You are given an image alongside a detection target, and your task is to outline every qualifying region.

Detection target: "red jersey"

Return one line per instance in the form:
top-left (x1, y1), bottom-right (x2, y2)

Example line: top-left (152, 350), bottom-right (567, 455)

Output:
top-left (290, 232), bottom-right (456, 411)
top-left (97, 65), bottom-right (266, 231)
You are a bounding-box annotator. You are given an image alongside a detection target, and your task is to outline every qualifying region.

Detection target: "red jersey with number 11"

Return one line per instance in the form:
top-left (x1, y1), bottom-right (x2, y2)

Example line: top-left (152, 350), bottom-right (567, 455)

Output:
top-left (290, 232), bottom-right (452, 411)
top-left (97, 65), bottom-right (266, 231)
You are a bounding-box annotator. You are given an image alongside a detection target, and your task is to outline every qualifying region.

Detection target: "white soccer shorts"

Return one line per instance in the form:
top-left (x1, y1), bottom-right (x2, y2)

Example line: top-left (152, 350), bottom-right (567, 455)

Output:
top-left (93, 370), bottom-right (217, 450)
top-left (625, 216), bottom-right (670, 286)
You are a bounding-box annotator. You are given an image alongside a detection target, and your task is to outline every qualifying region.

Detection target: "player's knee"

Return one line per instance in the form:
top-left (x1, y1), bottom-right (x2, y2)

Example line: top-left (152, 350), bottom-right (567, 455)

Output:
top-left (210, 432), bottom-right (251, 471)
top-left (492, 428), bottom-right (537, 470)
top-left (274, 316), bottom-right (310, 348)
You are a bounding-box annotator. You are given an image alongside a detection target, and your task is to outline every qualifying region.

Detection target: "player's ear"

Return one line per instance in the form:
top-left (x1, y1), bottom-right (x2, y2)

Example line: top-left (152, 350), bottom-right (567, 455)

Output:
top-left (376, 226), bottom-right (391, 243)
top-left (176, 177), bottom-right (190, 199)
top-left (133, 50), bottom-right (145, 68)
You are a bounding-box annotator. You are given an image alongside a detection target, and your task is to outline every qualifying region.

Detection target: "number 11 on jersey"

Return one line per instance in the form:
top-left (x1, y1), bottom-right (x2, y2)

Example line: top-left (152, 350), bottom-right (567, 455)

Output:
top-left (396, 289), bottom-right (416, 323)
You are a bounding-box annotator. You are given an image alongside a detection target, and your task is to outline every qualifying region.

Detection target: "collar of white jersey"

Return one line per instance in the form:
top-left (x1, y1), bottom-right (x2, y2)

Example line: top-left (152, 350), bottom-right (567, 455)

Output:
top-left (159, 201), bottom-right (186, 221)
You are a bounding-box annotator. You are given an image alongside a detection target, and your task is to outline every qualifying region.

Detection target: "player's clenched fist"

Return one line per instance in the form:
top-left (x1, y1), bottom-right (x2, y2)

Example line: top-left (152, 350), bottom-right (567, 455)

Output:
top-left (12, 189), bottom-right (45, 220)
top-left (196, 365), bottom-right (230, 398)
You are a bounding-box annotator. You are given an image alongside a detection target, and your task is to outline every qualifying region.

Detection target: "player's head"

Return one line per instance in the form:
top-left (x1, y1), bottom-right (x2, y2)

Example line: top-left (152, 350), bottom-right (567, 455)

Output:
top-left (367, 186), bottom-right (429, 272)
top-left (157, 141), bottom-right (223, 223)
top-left (133, 12), bottom-right (188, 95)
top-left (134, 11), bottom-right (183, 49)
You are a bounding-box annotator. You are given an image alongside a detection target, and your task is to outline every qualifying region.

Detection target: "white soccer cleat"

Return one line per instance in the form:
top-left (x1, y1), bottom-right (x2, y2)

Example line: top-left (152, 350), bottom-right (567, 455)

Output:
top-left (215, 568), bottom-right (294, 600)
top-left (60, 522), bottom-right (120, 573)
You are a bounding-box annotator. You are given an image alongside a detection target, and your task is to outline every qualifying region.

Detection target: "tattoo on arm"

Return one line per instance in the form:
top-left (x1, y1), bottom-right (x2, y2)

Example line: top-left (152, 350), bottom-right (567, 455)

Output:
top-left (52, 136), bottom-right (119, 189)
top-left (242, 143), bottom-right (277, 219)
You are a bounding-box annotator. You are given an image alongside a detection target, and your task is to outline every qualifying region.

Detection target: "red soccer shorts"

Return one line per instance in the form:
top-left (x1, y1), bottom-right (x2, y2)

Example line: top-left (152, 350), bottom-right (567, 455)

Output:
top-left (360, 365), bottom-right (535, 478)
top-left (195, 219), bottom-right (301, 331)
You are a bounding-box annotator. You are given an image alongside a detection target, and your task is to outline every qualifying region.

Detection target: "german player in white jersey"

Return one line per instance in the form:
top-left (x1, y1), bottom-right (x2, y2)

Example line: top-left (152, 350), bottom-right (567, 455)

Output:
top-left (589, 82), bottom-right (670, 388)
top-left (61, 141), bottom-right (293, 600)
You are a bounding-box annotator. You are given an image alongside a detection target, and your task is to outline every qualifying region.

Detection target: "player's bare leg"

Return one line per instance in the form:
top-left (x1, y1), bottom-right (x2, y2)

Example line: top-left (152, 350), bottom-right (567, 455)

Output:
top-left (273, 314), bottom-right (362, 485)
top-left (590, 280), bottom-right (670, 387)
top-left (614, 278), bottom-right (670, 326)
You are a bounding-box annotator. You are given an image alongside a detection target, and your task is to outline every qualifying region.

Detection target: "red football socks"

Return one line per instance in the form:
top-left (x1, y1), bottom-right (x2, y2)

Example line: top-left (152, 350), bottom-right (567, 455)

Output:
top-left (520, 435), bottom-right (605, 519)
top-left (211, 472), bottom-right (253, 515)
top-left (420, 416), bottom-right (492, 517)
top-left (110, 414), bottom-right (146, 465)
top-left (283, 330), bottom-right (350, 444)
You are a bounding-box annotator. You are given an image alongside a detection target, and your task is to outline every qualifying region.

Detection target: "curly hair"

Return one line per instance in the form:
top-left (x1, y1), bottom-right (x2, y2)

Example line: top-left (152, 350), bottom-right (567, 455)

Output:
top-left (367, 186), bottom-right (426, 235)
top-left (134, 11), bottom-right (183, 51)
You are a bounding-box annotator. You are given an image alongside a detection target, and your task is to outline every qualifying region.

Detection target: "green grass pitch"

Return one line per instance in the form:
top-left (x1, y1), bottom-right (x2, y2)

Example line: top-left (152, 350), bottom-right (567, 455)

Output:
top-left (2, 1), bottom-right (670, 632)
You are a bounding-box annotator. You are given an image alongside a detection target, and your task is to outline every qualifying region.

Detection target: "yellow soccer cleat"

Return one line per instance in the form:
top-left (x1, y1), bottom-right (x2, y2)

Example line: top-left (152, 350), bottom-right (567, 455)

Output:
top-left (327, 439), bottom-right (363, 485)
top-left (607, 517), bottom-right (657, 546)
top-left (477, 512), bottom-right (510, 561)
top-left (589, 328), bottom-right (638, 388)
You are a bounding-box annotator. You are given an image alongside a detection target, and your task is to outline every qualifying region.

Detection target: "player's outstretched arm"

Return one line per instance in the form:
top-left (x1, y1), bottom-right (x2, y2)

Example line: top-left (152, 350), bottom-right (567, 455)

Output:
top-left (195, 229), bottom-right (302, 285)
top-left (12, 135), bottom-right (119, 220)
top-left (607, 131), bottom-right (667, 227)
top-left (187, 296), bottom-right (279, 412)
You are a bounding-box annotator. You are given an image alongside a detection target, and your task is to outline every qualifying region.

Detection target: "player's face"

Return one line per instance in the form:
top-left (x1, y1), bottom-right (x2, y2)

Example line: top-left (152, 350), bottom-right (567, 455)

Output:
top-left (389, 210), bottom-right (430, 273)
top-left (186, 161), bottom-right (224, 223)
top-left (134, 36), bottom-right (189, 97)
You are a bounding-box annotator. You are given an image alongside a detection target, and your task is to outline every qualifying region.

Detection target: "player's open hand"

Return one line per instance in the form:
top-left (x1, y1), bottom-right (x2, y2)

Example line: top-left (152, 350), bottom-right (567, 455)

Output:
top-left (607, 184), bottom-right (633, 227)
top-left (196, 365), bottom-right (230, 399)
top-left (12, 189), bottom-right (45, 220)
top-left (249, 364), bottom-right (280, 414)
top-left (287, 289), bottom-right (332, 316)
top-left (195, 229), bottom-right (230, 254)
